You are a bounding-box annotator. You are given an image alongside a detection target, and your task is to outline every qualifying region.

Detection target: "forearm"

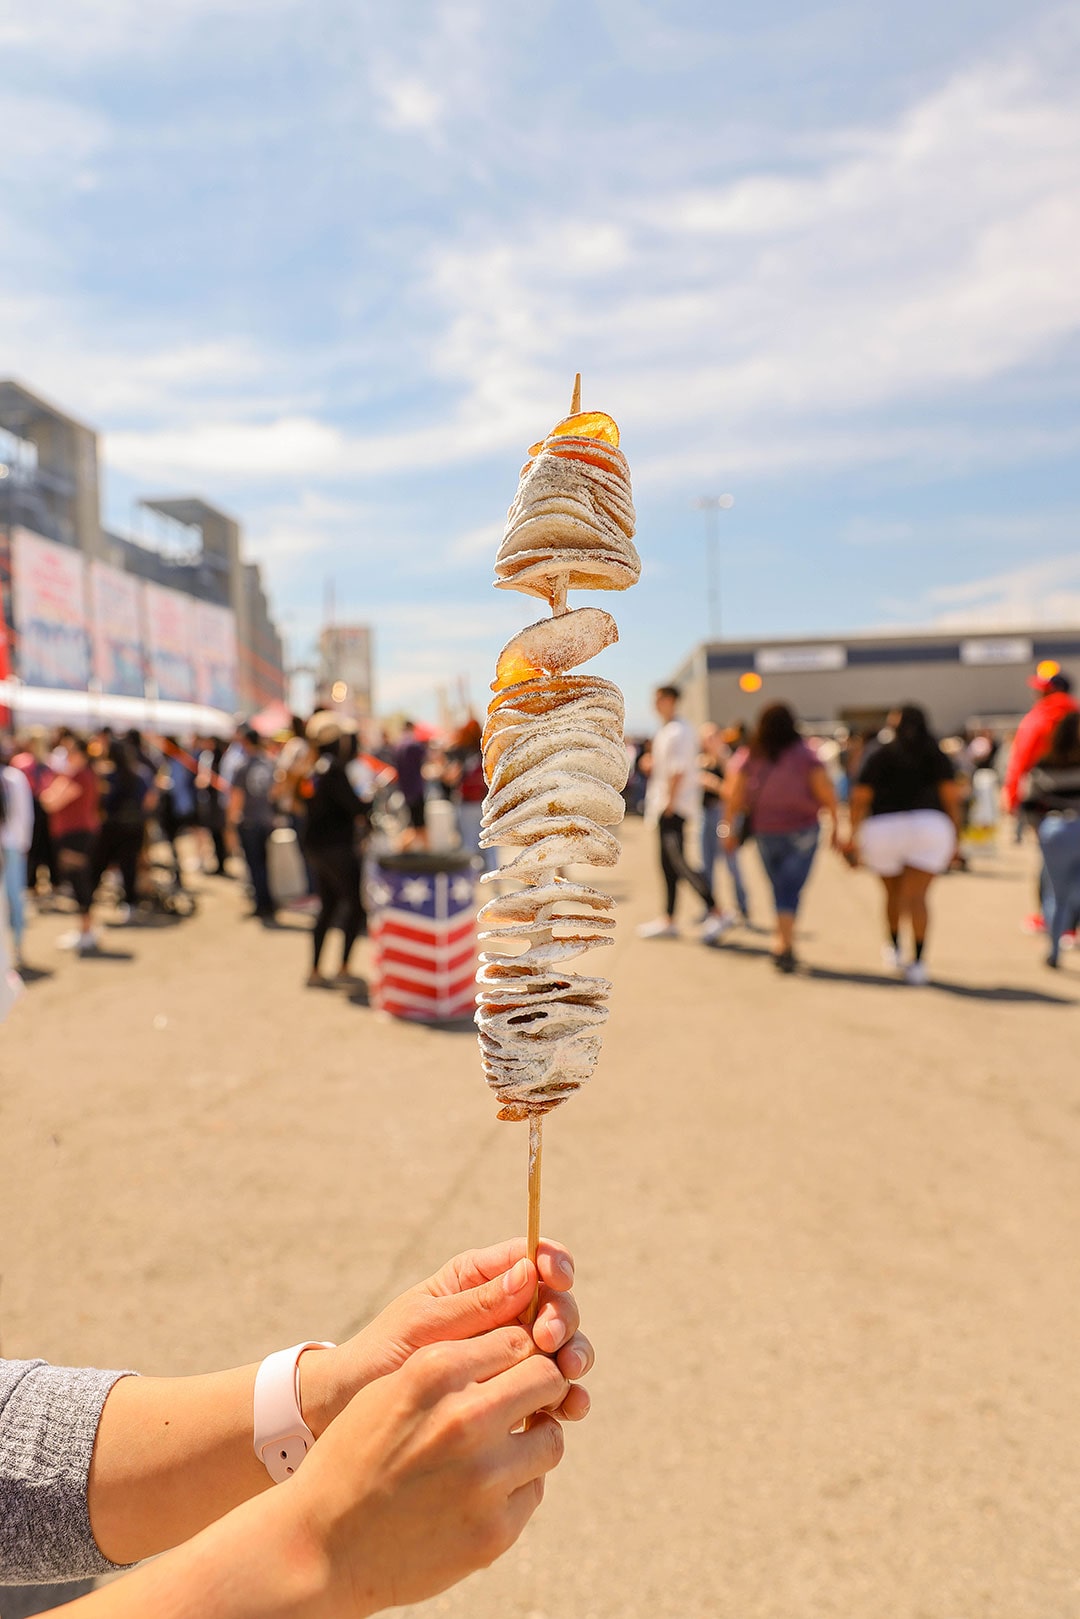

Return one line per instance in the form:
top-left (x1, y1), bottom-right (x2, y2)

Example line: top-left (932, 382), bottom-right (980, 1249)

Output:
top-left (88, 1354), bottom-right (339, 1564)
top-left (847, 786), bottom-right (872, 835)
top-left (57, 1486), bottom-right (331, 1619)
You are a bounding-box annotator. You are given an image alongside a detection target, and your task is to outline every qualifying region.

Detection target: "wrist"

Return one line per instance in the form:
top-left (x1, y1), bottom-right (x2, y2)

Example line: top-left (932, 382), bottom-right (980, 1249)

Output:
top-left (297, 1346), bottom-right (348, 1440)
top-left (230, 1486), bottom-right (337, 1619)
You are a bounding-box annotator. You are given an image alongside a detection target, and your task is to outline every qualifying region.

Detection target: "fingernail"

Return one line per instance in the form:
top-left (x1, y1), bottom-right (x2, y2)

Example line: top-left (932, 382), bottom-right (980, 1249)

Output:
top-left (556, 1255), bottom-right (574, 1283)
top-left (564, 1346), bottom-right (585, 1377)
top-left (504, 1258), bottom-right (530, 1293)
top-left (540, 1314), bottom-right (566, 1351)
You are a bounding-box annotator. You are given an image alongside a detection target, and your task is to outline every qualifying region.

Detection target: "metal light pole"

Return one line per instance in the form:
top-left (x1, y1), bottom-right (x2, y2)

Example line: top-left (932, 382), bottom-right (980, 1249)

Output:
top-left (693, 494), bottom-right (734, 639)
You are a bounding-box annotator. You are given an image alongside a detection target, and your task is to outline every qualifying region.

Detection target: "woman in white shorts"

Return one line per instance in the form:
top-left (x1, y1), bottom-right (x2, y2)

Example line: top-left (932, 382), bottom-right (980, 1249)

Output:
top-left (845, 706), bottom-right (962, 984)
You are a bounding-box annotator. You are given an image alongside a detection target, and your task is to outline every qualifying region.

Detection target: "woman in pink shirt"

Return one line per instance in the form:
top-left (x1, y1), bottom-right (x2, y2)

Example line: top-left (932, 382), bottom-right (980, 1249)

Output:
top-left (726, 704), bottom-right (838, 973)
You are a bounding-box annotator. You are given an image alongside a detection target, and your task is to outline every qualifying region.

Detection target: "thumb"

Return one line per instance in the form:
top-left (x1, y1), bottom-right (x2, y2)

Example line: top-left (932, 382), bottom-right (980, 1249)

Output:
top-left (419, 1257), bottom-right (536, 1342)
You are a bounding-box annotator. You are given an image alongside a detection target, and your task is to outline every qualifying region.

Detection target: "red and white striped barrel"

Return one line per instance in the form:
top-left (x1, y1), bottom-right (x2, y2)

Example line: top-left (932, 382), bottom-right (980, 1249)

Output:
top-left (368, 853), bottom-right (477, 1022)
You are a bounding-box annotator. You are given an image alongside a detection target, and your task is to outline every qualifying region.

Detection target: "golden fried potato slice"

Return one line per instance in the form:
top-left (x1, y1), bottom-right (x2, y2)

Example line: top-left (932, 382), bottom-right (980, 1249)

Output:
top-left (491, 607), bottom-right (618, 692)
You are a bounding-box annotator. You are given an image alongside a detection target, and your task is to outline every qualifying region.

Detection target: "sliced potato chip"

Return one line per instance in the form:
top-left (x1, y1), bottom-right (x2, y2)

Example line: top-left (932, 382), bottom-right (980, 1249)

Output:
top-left (491, 607), bottom-right (618, 691)
top-left (547, 411), bottom-right (620, 447)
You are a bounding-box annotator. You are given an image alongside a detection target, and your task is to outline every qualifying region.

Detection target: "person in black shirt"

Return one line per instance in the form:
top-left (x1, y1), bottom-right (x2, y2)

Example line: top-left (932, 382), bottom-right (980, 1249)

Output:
top-left (845, 706), bottom-right (962, 984)
top-left (90, 739), bottom-right (152, 914)
top-left (301, 712), bottom-right (367, 986)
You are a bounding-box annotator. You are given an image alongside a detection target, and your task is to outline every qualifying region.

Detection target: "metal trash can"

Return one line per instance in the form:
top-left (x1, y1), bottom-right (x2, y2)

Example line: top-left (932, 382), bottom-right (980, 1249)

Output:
top-left (368, 850), bottom-right (478, 1021)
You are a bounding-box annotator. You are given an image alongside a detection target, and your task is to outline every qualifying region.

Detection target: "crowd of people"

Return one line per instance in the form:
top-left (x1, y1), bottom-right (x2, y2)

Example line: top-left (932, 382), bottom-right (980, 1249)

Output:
top-left (0, 711), bottom-right (494, 987)
top-left (1, 670), bottom-right (1077, 992)
top-left (631, 668), bottom-right (1080, 982)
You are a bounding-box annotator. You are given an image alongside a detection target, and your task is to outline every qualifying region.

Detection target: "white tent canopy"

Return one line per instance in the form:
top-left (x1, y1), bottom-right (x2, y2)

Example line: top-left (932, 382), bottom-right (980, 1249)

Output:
top-left (0, 681), bottom-right (234, 738)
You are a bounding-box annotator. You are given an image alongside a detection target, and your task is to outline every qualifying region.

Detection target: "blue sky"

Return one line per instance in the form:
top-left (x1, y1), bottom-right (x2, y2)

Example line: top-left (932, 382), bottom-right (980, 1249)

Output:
top-left (3, 0), bottom-right (1080, 728)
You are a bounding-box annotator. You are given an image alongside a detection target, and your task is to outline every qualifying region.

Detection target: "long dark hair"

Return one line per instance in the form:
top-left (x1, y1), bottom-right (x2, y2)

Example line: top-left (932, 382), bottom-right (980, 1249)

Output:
top-left (108, 738), bottom-right (142, 799)
top-left (750, 703), bottom-right (800, 763)
top-left (892, 704), bottom-right (939, 765)
top-left (1042, 711), bottom-right (1080, 769)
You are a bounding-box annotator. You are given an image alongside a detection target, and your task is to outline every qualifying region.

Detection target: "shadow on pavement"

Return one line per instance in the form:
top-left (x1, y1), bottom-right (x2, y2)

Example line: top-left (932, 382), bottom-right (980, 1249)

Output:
top-left (709, 937), bottom-right (773, 958)
top-left (102, 913), bottom-right (183, 932)
top-left (805, 964), bottom-right (1075, 1005)
top-left (14, 964), bottom-right (55, 985)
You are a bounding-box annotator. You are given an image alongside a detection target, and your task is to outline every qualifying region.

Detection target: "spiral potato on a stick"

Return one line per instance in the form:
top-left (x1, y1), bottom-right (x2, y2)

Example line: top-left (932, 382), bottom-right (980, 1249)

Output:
top-left (475, 380), bottom-right (638, 1311)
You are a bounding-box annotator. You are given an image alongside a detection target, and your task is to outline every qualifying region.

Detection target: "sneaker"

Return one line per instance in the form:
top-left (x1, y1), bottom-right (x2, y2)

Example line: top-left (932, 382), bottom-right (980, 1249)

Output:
top-left (881, 943), bottom-right (901, 971)
top-left (1021, 913), bottom-right (1046, 935)
top-left (636, 918), bottom-right (680, 940)
top-left (774, 950), bottom-right (797, 974)
top-left (56, 929), bottom-right (83, 951)
top-left (701, 912), bottom-right (735, 945)
top-left (1060, 932), bottom-right (1077, 951)
top-left (75, 931), bottom-right (100, 956)
top-left (904, 960), bottom-right (929, 986)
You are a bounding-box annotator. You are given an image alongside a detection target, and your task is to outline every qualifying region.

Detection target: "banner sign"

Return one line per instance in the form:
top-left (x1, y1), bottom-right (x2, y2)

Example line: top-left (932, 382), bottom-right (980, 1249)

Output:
top-left (11, 528), bottom-right (91, 691)
top-left (90, 560), bottom-right (145, 697)
top-left (960, 637), bottom-right (1033, 667)
top-left (194, 600), bottom-right (239, 713)
top-left (755, 644), bottom-right (848, 674)
top-left (142, 581), bottom-right (196, 703)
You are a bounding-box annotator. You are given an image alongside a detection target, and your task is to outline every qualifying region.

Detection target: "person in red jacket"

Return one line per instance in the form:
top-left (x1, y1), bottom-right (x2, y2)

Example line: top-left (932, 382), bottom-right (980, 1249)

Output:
top-left (1003, 672), bottom-right (1079, 814)
top-left (1004, 670), bottom-right (1079, 935)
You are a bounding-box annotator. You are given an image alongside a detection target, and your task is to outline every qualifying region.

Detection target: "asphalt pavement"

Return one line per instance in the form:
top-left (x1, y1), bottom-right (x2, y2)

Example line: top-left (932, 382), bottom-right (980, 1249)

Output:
top-left (3, 819), bottom-right (1079, 1619)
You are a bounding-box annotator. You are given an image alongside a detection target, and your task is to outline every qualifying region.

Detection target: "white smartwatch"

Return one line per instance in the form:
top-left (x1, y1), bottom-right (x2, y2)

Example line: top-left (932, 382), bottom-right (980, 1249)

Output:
top-left (253, 1340), bottom-right (336, 1483)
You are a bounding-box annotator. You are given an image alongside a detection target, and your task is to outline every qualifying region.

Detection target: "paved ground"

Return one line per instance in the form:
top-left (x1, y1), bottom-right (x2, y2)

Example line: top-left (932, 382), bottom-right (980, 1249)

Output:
top-left (3, 819), bottom-right (1080, 1619)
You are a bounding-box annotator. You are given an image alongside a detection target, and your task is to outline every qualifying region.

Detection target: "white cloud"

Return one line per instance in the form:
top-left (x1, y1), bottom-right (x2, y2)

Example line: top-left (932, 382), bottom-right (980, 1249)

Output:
top-left (845, 511), bottom-right (1080, 549)
top-left (92, 23), bottom-right (1080, 494)
top-left (107, 416), bottom-right (345, 478)
top-left (0, 0), bottom-right (295, 55)
top-left (910, 554), bottom-right (1080, 629)
top-left (445, 521), bottom-right (504, 562)
top-left (374, 74), bottom-right (444, 134)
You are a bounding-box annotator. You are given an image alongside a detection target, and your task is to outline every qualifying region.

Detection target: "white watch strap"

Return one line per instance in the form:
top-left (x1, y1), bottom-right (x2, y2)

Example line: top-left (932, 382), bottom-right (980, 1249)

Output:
top-left (253, 1340), bottom-right (336, 1483)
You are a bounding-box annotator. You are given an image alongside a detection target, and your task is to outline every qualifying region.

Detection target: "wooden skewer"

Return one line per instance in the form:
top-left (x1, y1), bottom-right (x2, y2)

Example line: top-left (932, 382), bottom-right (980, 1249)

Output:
top-left (547, 373), bottom-right (580, 620)
top-left (523, 371), bottom-right (581, 1354)
top-left (523, 1113), bottom-right (544, 1329)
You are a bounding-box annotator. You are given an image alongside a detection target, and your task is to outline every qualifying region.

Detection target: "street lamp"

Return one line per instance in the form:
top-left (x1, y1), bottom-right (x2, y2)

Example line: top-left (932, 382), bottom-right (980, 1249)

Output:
top-left (692, 494), bottom-right (734, 640)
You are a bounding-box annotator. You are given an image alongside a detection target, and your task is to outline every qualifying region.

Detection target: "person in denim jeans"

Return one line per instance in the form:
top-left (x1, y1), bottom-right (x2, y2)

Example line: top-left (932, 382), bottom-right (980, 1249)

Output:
top-left (1024, 712), bottom-right (1080, 968)
top-left (725, 704), bottom-right (838, 973)
top-left (228, 729), bottom-right (278, 921)
top-left (1, 759), bottom-right (33, 969)
top-left (699, 724), bottom-right (749, 921)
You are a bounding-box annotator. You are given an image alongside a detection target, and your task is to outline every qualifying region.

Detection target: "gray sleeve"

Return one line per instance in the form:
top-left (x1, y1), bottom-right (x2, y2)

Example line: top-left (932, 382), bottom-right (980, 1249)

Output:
top-left (0, 1359), bottom-right (138, 1584)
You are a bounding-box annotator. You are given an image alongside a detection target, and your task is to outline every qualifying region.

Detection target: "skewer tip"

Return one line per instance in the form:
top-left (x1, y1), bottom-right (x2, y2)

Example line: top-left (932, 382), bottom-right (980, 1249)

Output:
top-left (571, 372), bottom-right (581, 415)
